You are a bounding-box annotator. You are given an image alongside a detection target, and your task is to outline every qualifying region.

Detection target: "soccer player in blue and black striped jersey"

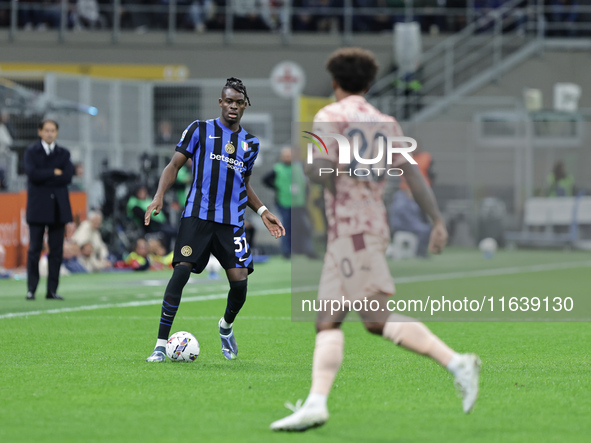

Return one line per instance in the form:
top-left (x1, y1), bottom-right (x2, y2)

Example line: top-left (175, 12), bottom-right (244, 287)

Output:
top-left (145, 78), bottom-right (285, 362)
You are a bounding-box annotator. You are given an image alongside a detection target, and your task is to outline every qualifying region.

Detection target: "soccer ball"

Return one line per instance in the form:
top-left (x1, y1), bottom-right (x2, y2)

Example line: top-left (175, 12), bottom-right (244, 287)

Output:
top-left (166, 331), bottom-right (200, 362)
top-left (478, 237), bottom-right (498, 259)
top-left (205, 255), bottom-right (222, 280)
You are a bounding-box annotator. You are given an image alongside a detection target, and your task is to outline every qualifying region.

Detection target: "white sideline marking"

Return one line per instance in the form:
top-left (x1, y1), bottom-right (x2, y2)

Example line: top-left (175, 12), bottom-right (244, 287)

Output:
top-left (393, 260), bottom-right (591, 284)
top-left (2, 260), bottom-right (590, 320)
top-left (0, 287), bottom-right (297, 320)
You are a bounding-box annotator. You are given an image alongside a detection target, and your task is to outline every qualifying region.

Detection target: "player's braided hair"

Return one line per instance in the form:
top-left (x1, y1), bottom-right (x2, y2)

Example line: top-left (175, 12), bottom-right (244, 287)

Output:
top-left (223, 77), bottom-right (251, 106)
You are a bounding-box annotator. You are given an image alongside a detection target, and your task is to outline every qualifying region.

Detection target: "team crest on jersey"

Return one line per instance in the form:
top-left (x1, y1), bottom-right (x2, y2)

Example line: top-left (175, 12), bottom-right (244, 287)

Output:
top-left (180, 246), bottom-right (192, 257)
top-left (241, 141), bottom-right (250, 151)
top-left (225, 142), bottom-right (235, 154)
top-left (180, 129), bottom-right (188, 142)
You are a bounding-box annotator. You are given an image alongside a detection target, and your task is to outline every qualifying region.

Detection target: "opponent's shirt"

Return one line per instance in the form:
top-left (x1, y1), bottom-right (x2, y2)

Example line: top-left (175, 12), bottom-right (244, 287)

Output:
top-left (176, 118), bottom-right (260, 227)
top-left (312, 95), bottom-right (406, 243)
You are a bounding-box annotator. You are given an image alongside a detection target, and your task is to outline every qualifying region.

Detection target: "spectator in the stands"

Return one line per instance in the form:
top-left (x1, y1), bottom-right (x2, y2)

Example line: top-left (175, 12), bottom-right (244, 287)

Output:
top-left (547, 0), bottom-right (579, 37)
top-left (415, 0), bottom-right (448, 34)
top-left (546, 160), bottom-right (575, 197)
top-left (78, 241), bottom-right (110, 272)
top-left (70, 162), bottom-right (85, 191)
top-left (147, 237), bottom-right (173, 270)
top-left (155, 119), bottom-right (174, 145)
top-left (446, 0), bottom-right (467, 32)
top-left (127, 184), bottom-right (176, 251)
top-left (120, 0), bottom-right (151, 32)
top-left (73, 0), bottom-right (106, 29)
top-left (184, 0), bottom-right (214, 32)
top-left (123, 237), bottom-right (151, 271)
top-left (72, 211), bottom-right (111, 267)
top-left (62, 240), bottom-right (88, 274)
top-left (232, 0), bottom-right (274, 30)
top-left (293, 0), bottom-right (340, 32)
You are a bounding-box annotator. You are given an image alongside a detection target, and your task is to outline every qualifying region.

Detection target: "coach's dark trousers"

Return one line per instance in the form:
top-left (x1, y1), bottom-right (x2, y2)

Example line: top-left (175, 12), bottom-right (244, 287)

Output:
top-left (27, 223), bottom-right (65, 295)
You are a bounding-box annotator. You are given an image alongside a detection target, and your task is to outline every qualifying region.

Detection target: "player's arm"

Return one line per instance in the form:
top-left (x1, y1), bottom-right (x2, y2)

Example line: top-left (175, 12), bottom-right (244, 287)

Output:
top-left (245, 176), bottom-right (285, 239)
top-left (304, 158), bottom-right (336, 195)
top-left (23, 148), bottom-right (57, 184)
top-left (399, 161), bottom-right (448, 254)
top-left (145, 152), bottom-right (188, 226)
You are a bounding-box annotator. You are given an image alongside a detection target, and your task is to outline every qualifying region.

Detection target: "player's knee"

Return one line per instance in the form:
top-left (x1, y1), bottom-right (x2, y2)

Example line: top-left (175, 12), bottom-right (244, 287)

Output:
top-left (227, 267), bottom-right (248, 282)
top-left (166, 263), bottom-right (192, 297)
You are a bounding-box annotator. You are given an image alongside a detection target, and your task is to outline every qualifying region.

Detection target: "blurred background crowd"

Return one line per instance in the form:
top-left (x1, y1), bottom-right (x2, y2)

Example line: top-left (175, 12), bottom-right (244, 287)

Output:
top-left (0, 1), bottom-right (586, 37)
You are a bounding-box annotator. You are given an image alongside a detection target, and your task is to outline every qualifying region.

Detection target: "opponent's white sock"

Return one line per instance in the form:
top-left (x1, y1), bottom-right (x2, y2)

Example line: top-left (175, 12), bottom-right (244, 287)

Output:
top-left (446, 353), bottom-right (463, 376)
top-left (309, 329), bottom-right (344, 397)
top-left (304, 392), bottom-right (328, 409)
top-left (155, 339), bottom-right (167, 349)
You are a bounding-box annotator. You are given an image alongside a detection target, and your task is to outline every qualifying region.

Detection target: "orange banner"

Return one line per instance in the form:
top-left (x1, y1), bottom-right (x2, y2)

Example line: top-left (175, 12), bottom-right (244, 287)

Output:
top-left (0, 191), bottom-right (86, 269)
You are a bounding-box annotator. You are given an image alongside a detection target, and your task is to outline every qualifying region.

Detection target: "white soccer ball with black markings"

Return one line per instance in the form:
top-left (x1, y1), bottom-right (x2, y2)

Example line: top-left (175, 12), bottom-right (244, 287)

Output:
top-left (166, 331), bottom-right (200, 362)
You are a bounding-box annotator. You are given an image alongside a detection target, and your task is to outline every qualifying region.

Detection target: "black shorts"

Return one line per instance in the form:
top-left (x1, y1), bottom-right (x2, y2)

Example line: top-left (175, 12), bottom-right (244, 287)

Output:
top-left (173, 217), bottom-right (253, 274)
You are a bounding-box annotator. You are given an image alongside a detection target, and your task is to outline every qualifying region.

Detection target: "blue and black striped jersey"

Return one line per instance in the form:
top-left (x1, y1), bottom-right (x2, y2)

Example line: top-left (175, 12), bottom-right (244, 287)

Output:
top-left (175, 118), bottom-right (260, 227)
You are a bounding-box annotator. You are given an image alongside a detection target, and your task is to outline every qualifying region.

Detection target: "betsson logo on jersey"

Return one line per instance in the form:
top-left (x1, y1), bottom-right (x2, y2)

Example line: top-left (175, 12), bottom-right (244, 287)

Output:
top-left (303, 130), bottom-right (418, 178)
top-left (210, 152), bottom-right (244, 171)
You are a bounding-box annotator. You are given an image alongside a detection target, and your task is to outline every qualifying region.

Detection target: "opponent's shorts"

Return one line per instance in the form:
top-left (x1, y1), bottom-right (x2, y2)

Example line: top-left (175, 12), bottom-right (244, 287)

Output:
top-left (318, 233), bottom-right (394, 302)
top-left (173, 217), bottom-right (253, 274)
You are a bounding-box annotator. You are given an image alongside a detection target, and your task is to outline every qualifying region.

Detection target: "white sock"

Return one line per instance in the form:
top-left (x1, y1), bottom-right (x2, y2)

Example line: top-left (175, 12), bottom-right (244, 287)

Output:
top-left (219, 317), bottom-right (232, 330)
top-left (156, 339), bottom-right (167, 349)
top-left (304, 392), bottom-right (328, 409)
top-left (446, 353), bottom-right (463, 375)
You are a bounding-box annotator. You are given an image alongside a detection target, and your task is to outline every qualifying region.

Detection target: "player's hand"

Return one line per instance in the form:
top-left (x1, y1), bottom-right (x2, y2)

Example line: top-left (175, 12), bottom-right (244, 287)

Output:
top-left (428, 219), bottom-right (448, 254)
top-left (54, 168), bottom-right (63, 176)
top-left (144, 198), bottom-right (163, 226)
top-left (261, 210), bottom-right (286, 239)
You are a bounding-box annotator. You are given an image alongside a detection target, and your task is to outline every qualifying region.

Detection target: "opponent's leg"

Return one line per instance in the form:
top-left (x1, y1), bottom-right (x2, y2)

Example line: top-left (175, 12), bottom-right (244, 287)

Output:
top-left (219, 267), bottom-right (248, 359)
top-left (146, 263), bottom-right (192, 362)
top-left (272, 238), bottom-right (349, 431)
top-left (271, 316), bottom-right (346, 432)
top-left (362, 297), bottom-right (480, 414)
top-left (382, 317), bottom-right (480, 413)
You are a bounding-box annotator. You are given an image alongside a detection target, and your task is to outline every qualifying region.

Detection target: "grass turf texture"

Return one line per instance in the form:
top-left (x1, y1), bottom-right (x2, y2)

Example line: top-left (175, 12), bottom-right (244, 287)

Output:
top-left (0, 249), bottom-right (589, 442)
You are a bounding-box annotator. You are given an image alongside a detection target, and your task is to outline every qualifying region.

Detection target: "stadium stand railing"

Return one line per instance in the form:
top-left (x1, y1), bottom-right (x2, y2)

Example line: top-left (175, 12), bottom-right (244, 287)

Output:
top-left (367, 1), bottom-right (591, 122)
top-left (2, 1), bottom-right (588, 46)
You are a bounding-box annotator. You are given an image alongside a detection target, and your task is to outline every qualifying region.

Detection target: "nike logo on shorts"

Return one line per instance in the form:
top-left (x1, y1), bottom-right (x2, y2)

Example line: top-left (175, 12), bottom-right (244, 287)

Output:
top-left (238, 256), bottom-right (248, 262)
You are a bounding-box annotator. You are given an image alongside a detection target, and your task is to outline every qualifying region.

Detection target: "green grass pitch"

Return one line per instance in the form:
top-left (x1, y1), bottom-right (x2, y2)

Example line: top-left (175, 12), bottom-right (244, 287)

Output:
top-left (0, 249), bottom-right (590, 442)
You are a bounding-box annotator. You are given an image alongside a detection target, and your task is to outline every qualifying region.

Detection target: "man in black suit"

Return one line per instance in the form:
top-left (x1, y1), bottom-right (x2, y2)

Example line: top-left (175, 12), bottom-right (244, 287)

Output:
top-left (24, 119), bottom-right (74, 300)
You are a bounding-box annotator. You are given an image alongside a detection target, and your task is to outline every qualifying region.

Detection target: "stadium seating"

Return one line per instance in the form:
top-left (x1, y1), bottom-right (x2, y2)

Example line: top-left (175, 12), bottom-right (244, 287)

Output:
top-left (505, 196), bottom-right (591, 248)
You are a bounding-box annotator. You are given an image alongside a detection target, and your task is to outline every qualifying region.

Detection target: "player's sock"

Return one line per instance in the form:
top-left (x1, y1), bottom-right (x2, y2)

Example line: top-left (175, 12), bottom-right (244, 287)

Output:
top-left (309, 329), bottom-right (344, 396)
top-left (219, 317), bottom-right (233, 335)
top-left (157, 265), bottom-right (191, 340)
top-left (446, 353), bottom-right (463, 375)
top-left (155, 339), bottom-right (167, 349)
top-left (223, 279), bottom-right (248, 324)
top-left (382, 317), bottom-right (454, 366)
top-left (304, 392), bottom-right (328, 409)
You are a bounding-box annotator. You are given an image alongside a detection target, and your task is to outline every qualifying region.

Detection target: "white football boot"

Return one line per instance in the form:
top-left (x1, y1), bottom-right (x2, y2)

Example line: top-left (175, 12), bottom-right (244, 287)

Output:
top-left (270, 399), bottom-right (329, 432)
top-left (453, 353), bottom-right (481, 413)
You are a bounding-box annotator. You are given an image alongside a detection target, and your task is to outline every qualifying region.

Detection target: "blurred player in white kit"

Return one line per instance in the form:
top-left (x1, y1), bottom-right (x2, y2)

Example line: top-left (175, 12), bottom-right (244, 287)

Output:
top-left (271, 47), bottom-right (480, 432)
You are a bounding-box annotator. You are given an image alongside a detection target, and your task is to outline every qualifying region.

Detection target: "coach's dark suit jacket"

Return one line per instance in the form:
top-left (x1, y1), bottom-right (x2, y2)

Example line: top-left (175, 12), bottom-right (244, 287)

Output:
top-left (24, 140), bottom-right (75, 225)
